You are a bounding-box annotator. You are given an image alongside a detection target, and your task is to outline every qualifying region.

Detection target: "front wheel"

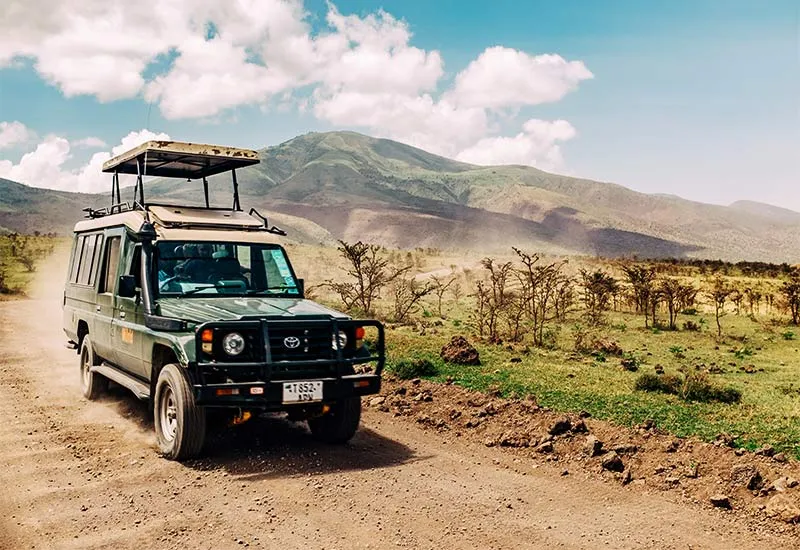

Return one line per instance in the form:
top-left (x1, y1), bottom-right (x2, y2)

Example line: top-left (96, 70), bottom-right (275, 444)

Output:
top-left (307, 396), bottom-right (361, 444)
top-left (79, 336), bottom-right (108, 400)
top-left (153, 364), bottom-right (206, 460)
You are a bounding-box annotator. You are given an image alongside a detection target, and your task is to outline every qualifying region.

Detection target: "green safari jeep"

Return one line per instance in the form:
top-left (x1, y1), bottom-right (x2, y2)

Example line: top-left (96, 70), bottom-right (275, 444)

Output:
top-left (62, 140), bottom-right (385, 460)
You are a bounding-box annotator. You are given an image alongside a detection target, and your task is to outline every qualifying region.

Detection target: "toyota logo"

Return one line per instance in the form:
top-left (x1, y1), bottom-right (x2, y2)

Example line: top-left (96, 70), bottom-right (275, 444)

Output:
top-left (283, 336), bottom-right (301, 349)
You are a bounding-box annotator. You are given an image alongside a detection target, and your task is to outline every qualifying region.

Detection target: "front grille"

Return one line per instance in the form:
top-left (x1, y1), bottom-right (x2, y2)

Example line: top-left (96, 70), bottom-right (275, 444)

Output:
top-left (268, 325), bottom-right (334, 372)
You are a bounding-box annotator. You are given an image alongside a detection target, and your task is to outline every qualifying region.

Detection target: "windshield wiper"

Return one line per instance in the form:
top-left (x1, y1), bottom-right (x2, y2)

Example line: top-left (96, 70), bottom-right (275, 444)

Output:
top-left (245, 288), bottom-right (296, 295)
top-left (179, 284), bottom-right (237, 296)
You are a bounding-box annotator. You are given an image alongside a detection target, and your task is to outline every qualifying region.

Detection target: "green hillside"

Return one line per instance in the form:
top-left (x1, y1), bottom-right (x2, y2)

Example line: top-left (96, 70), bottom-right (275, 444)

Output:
top-left (1, 132), bottom-right (798, 262)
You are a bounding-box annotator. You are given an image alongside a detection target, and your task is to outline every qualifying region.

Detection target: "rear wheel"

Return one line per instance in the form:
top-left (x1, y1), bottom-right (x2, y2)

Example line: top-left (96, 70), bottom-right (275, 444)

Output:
top-left (153, 363), bottom-right (206, 460)
top-left (79, 336), bottom-right (108, 400)
top-left (307, 396), bottom-right (361, 444)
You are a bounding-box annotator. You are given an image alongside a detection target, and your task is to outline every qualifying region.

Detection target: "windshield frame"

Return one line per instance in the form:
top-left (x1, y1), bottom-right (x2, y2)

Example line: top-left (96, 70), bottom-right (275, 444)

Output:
top-left (153, 239), bottom-right (301, 299)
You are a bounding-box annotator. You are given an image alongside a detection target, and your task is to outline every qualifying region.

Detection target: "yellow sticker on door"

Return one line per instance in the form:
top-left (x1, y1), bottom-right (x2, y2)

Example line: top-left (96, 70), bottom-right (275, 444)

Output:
top-left (121, 327), bottom-right (134, 344)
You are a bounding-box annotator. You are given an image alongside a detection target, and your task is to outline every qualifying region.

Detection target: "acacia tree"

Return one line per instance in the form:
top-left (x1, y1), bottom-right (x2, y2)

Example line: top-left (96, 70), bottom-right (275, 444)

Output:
top-left (392, 277), bottom-right (434, 323)
top-left (620, 263), bottom-right (657, 327)
top-left (658, 278), bottom-right (696, 330)
top-left (324, 240), bottom-right (409, 316)
top-left (512, 248), bottom-right (570, 346)
top-left (580, 269), bottom-right (618, 325)
top-left (472, 258), bottom-right (514, 342)
top-left (430, 274), bottom-right (456, 318)
top-left (706, 274), bottom-right (734, 337)
top-left (780, 269), bottom-right (800, 325)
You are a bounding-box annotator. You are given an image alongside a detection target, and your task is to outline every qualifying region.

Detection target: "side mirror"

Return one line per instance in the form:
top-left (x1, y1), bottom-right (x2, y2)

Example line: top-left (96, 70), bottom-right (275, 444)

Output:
top-left (297, 278), bottom-right (305, 297)
top-left (118, 274), bottom-right (137, 298)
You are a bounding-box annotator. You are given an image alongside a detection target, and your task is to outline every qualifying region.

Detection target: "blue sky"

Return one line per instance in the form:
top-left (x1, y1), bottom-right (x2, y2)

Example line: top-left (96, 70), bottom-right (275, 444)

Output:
top-left (0, 0), bottom-right (797, 209)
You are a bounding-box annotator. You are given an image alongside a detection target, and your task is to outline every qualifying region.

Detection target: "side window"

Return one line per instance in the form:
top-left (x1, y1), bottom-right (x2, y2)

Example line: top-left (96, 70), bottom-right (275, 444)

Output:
top-left (69, 236), bottom-right (85, 283)
top-left (77, 234), bottom-right (96, 286)
top-left (87, 235), bottom-right (104, 287)
top-left (100, 236), bottom-right (121, 294)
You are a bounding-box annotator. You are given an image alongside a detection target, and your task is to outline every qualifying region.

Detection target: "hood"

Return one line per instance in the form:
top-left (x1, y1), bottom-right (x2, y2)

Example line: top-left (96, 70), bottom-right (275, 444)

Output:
top-left (158, 297), bottom-right (350, 323)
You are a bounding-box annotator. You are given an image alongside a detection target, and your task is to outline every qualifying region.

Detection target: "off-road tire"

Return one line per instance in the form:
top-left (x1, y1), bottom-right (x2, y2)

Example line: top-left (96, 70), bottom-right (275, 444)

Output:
top-left (153, 363), bottom-right (206, 461)
top-left (307, 395), bottom-right (362, 444)
top-left (79, 336), bottom-right (108, 400)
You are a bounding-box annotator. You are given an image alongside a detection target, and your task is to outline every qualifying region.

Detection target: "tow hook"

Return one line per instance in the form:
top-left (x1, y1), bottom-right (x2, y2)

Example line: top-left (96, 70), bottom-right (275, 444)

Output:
top-left (229, 409), bottom-right (252, 426)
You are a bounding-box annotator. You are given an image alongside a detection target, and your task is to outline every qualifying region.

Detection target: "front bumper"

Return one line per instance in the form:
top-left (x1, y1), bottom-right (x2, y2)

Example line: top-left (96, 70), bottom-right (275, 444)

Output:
top-left (195, 373), bottom-right (381, 409)
top-left (190, 317), bottom-right (385, 409)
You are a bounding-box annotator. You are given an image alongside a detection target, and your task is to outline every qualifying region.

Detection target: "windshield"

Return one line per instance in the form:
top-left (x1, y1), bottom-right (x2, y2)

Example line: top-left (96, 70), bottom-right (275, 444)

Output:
top-left (155, 241), bottom-right (300, 298)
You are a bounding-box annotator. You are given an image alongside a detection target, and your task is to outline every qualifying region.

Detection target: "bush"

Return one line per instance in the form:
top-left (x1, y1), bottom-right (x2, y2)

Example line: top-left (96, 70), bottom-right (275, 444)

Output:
top-left (634, 372), bottom-right (741, 404)
top-left (681, 373), bottom-right (741, 404)
top-left (782, 330), bottom-right (795, 341)
top-left (682, 320), bottom-right (701, 332)
top-left (669, 345), bottom-right (686, 358)
top-left (621, 352), bottom-right (640, 371)
top-left (634, 373), bottom-right (663, 392)
top-left (390, 358), bottom-right (438, 379)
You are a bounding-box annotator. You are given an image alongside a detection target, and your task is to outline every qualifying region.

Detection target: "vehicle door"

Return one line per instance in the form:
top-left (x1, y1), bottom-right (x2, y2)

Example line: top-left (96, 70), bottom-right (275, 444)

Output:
top-left (93, 230), bottom-right (123, 361)
top-left (111, 239), bottom-right (147, 378)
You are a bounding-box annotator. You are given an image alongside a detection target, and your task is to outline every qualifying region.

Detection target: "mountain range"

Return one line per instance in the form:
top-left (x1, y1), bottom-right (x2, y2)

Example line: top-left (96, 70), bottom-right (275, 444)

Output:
top-left (2, 131), bottom-right (798, 263)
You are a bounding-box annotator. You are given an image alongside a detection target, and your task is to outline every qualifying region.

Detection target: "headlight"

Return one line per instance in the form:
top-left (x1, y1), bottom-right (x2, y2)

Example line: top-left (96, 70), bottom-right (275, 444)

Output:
top-left (332, 330), bottom-right (347, 350)
top-left (222, 332), bottom-right (245, 356)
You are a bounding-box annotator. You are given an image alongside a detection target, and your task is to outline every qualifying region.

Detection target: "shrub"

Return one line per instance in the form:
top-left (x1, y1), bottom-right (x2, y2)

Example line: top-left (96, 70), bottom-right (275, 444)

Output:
top-left (683, 320), bottom-right (701, 332)
top-left (390, 358), bottom-right (438, 380)
top-left (782, 330), bottom-right (795, 341)
top-left (669, 345), bottom-right (686, 359)
top-left (634, 372), bottom-right (741, 404)
top-left (621, 352), bottom-right (640, 371)
top-left (634, 373), bottom-right (663, 392)
top-left (681, 372), bottom-right (741, 404)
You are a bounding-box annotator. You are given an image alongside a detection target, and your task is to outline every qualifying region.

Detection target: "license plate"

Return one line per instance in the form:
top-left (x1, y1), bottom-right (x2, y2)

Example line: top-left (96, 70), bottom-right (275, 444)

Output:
top-left (282, 381), bottom-right (323, 404)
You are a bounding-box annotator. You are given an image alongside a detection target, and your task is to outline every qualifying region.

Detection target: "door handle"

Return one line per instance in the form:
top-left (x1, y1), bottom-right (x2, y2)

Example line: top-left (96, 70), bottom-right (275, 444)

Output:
top-left (95, 305), bottom-right (101, 312)
top-left (120, 312), bottom-right (126, 319)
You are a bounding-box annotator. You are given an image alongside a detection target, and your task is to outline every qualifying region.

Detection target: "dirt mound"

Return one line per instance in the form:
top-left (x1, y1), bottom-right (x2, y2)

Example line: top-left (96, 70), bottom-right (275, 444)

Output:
top-left (368, 374), bottom-right (800, 534)
top-left (440, 336), bottom-right (481, 365)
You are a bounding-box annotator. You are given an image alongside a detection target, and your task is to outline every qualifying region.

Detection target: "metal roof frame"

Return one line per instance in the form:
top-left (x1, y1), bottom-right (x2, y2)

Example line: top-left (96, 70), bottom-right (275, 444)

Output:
top-left (101, 140), bottom-right (260, 179)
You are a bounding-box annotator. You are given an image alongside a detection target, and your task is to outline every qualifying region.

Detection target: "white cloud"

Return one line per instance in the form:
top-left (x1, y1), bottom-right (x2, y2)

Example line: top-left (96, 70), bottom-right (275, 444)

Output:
top-left (0, 1), bottom-right (593, 173)
top-left (0, 121), bottom-right (35, 149)
top-left (456, 119), bottom-right (578, 171)
top-left (73, 137), bottom-right (108, 149)
top-left (0, 129), bottom-right (170, 193)
top-left (448, 47), bottom-right (593, 109)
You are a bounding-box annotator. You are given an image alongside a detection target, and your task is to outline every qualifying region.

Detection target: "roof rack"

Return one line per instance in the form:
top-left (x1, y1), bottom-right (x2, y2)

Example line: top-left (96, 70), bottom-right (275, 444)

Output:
top-left (101, 141), bottom-right (259, 179)
top-left (100, 140), bottom-right (260, 216)
top-left (85, 140), bottom-right (286, 235)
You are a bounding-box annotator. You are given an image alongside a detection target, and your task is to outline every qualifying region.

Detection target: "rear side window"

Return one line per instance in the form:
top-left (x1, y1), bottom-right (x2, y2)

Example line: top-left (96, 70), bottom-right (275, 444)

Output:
top-left (77, 234), bottom-right (96, 285)
top-left (70, 233), bottom-right (105, 286)
top-left (69, 236), bottom-right (85, 283)
top-left (100, 236), bottom-right (121, 294)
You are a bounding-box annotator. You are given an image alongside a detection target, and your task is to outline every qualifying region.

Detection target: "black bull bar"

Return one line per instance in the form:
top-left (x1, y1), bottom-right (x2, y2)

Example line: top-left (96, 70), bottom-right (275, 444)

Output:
top-left (190, 318), bottom-right (385, 408)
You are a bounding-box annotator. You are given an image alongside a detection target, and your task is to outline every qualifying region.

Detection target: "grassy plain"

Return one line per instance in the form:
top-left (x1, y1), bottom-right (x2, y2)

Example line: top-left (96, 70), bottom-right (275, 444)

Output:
top-left (287, 243), bottom-right (800, 459)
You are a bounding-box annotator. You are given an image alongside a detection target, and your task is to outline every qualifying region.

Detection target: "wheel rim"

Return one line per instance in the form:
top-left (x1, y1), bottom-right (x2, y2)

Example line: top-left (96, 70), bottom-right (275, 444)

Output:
top-left (80, 347), bottom-right (90, 388)
top-left (159, 385), bottom-right (178, 442)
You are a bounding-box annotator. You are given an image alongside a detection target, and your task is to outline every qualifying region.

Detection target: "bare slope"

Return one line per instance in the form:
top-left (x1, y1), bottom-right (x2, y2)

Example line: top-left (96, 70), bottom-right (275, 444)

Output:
top-left (1, 132), bottom-right (798, 261)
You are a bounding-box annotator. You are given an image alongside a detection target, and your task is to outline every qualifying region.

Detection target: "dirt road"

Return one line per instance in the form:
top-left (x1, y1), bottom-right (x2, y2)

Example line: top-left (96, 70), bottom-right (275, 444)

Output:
top-left (0, 257), bottom-right (795, 550)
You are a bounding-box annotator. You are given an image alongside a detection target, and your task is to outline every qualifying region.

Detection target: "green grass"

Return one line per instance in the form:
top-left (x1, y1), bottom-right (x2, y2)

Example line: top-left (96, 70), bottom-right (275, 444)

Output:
top-left (0, 235), bottom-right (61, 296)
top-left (384, 309), bottom-right (800, 458)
